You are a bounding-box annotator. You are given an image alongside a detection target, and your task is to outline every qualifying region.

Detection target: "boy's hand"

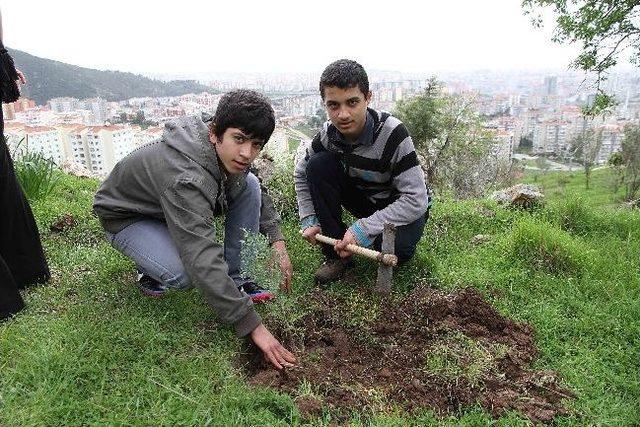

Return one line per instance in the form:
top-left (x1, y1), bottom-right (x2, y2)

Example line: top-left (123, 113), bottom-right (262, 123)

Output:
top-left (301, 225), bottom-right (321, 245)
top-left (16, 69), bottom-right (27, 85)
top-left (334, 229), bottom-right (356, 258)
top-left (250, 324), bottom-right (296, 369)
top-left (272, 240), bottom-right (292, 293)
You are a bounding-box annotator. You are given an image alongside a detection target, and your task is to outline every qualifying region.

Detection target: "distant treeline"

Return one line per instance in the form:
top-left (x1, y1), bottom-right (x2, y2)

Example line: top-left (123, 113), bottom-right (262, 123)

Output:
top-left (9, 48), bottom-right (218, 105)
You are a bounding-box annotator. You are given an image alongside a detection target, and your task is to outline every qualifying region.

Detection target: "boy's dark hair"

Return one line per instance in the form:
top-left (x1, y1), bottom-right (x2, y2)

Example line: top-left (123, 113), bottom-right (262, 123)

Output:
top-left (211, 89), bottom-right (275, 145)
top-left (319, 59), bottom-right (369, 99)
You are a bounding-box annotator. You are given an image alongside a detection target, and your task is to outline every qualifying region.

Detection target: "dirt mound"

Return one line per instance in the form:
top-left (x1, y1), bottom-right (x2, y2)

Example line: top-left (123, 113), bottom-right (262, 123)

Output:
top-left (244, 287), bottom-right (573, 423)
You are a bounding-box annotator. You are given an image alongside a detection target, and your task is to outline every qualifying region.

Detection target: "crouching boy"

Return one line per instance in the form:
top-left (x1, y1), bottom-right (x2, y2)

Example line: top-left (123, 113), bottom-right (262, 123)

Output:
top-left (94, 90), bottom-right (296, 369)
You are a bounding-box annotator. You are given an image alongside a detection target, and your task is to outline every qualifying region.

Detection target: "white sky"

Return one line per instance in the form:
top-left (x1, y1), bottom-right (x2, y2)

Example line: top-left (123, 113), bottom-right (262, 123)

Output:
top-left (2, 0), bottom-right (583, 75)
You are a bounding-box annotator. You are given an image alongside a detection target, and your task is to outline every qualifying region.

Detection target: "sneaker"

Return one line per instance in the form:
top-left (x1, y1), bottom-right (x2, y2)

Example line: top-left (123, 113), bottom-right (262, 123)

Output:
top-left (238, 281), bottom-right (275, 303)
top-left (314, 258), bottom-right (354, 286)
top-left (137, 273), bottom-right (167, 298)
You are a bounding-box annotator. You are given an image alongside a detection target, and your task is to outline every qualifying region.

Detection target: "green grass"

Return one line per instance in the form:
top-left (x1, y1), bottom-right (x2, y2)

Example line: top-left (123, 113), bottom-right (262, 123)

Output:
top-left (14, 151), bottom-right (62, 201)
top-left (1, 171), bottom-right (639, 426)
top-left (521, 167), bottom-right (629, 208)
top-left (292, 123), bottom-right (317, 139)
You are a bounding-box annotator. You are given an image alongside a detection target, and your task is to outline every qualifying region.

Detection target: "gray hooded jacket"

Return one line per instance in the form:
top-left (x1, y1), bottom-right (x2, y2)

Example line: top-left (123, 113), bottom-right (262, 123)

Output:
top-left (93, 114), bottom-right (284, 337)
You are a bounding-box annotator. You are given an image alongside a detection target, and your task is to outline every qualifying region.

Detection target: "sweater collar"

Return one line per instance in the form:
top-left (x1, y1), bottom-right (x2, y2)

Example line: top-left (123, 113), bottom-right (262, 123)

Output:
top-left (328, 109), bottom-right (375, 148)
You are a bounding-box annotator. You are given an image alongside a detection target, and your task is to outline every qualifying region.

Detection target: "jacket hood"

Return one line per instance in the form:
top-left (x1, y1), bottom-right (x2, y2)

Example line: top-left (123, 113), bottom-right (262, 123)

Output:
top-left (162, 113), bottom-right (221, 179)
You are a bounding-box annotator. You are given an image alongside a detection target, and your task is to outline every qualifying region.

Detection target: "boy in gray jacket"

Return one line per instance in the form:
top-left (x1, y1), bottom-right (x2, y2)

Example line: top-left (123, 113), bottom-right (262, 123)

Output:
top-left (94, 90), bottom-right (295, 369)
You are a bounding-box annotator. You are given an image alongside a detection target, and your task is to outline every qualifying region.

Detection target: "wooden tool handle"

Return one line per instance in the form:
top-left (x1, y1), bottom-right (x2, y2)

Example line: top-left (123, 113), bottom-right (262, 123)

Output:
top-left (315, 233), bottom-right (397, 267)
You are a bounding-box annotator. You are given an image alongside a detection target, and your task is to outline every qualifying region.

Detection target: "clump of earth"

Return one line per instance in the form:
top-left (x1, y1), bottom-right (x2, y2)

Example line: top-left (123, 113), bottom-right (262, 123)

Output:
top-left (243, 286), bottom-right (573, 424)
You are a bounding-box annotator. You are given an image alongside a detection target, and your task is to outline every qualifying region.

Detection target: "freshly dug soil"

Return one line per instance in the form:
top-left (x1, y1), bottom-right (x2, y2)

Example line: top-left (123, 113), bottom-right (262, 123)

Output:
top-left (243, 286), bottom-right (573, 423)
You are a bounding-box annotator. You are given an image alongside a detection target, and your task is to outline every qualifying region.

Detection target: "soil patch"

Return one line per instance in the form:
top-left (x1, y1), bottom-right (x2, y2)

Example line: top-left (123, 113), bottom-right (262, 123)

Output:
top-left (243, 286), bottom-right (573, 423)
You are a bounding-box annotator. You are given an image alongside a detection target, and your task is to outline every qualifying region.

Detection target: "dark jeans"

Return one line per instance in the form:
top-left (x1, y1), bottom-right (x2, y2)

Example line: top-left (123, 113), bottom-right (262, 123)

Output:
top-left (306, 151), bottom-right (428, 263)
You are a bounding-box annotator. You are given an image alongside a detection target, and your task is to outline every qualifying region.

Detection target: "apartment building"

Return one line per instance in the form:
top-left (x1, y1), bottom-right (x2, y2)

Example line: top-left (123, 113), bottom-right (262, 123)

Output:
top-left (532, 119), bottom-right (572, 154)
top-left (595, 124), bottom-right (624, 164)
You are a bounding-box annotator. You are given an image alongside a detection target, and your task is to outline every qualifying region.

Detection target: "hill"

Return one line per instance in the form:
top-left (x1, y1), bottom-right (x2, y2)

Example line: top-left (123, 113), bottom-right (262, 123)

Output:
top-left (1, 169), bottom-right (638, 425)
top-left (7, 48), bottom-right (217, 105)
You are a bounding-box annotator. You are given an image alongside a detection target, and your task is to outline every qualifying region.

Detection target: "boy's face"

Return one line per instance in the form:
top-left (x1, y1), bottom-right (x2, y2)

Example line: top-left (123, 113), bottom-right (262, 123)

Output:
top-left (323, 85), bottom-right (372, 142)
top-left (210, 127), bottom-right (263, 174)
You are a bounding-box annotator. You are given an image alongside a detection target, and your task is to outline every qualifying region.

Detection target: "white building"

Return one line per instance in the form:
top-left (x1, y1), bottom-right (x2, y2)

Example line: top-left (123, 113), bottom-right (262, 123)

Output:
top-left (134, 126), bottom-right (163, 148)
top-left (532, 119), bottom-right (572, 154)
top-left (49, 97), bottom-right (81, 113)
top-left (84, 125), bottom-right (135, 173)
top-left (85, 98), bottom-right (109, 124)
top-left (596, 124), bottom-right (624, 164)
top-left (489, 129), bottom-right (514, 161)
top-left (3, 124), bottom-right (64, 164)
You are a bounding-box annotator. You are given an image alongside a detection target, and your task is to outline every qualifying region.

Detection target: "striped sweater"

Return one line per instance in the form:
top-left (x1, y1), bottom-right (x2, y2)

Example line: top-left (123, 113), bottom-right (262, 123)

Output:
top-left (294, 108), bottom-right (430, 246)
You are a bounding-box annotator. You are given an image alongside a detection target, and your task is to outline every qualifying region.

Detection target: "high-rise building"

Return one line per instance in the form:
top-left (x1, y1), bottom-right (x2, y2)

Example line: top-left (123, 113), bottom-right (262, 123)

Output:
top-left (543, 76), bottom-right (558, 96)
top-left (596, 124), bottom-right (623, 164)
top-left (84, 125), bottom-right (135, 173)
top-left (49, 97), bottom-right (81, 113)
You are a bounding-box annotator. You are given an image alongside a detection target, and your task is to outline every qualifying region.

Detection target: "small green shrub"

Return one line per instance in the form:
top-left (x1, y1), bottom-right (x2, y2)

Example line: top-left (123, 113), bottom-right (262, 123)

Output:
top-left (14, 151), bottom-right (61, 201)
top-left (551, 195), bottom-right (596, 236)
top-left (240, 229), bottom-right (282, 290)
top-left (264, 153), bottom-right (298, 219)
top-left (510, 217), bottom-right (588, 277)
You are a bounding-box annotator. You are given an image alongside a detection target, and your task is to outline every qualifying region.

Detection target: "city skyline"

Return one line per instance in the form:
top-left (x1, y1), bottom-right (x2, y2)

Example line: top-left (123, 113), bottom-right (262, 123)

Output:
top-left (2, 0), bottom-right (603, 75)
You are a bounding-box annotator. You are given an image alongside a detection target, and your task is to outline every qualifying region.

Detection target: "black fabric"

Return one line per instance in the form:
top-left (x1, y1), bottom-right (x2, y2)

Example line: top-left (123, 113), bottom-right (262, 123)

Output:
top-left (392, 151), bottom-right (419, 177)
top-left (0, 79), bottom-right (50, 320)
top-left (306, 151), bottom-right (427, 263)
top-left (0, 254), bottom-right (24, 320)
top-left (0, 42), bottom-right (20, 104)
top-left (0, 135), bottom-right (50, 287)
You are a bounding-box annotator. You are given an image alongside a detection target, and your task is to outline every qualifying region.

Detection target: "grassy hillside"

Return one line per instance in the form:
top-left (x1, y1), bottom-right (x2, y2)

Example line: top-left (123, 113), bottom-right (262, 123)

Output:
top-left (1, 171), bottom-right (638, 426)
top-left (520, 167), bottom-right (629, 208)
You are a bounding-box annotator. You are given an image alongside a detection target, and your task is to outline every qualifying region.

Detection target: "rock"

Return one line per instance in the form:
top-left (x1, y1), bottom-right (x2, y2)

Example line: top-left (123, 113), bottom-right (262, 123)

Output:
top-left (625, 198), bottom-right (640, 209)
top-left (490, 184), bottom-right (544, 209)
top-left (60, 159), bottom-right (101, 179)
top-left (378, 368), bottom-right (392, 378)
top-left (50, 213), bottom-right (76, 232)
top-left (251, 154), bottom-right (275, 183)
top-left (471, 234), bottom-right (491, 245)
top-left (477, 206), bottom-right (496, 217)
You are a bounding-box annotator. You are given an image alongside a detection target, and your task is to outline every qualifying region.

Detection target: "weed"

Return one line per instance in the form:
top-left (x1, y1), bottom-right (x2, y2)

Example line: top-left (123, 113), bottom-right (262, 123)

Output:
top-left (240, 229), bottom-right (282, 290)
top-left (510, 217), bottom-right (588, 277)
top-left (14, 151), bottom-right (60, 201)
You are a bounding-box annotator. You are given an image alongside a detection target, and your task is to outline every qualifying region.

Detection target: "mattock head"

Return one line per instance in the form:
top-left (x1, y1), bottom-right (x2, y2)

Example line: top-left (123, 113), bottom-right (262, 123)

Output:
top-left (375, 223), bottom-right (396, 294)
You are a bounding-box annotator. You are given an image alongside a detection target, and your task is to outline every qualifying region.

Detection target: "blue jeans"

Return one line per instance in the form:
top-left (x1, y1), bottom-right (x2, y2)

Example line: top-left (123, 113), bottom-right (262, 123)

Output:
top-left (106, 173), bottom-right (261, 290)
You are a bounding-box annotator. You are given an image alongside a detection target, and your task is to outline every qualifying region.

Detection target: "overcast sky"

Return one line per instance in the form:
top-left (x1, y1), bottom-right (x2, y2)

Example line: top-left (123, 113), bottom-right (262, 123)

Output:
top-left (2, 0), bottom-right (585, 75)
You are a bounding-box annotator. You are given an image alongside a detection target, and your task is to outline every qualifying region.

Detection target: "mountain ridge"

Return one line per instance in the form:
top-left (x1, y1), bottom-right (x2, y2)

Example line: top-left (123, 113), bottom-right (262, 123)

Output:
top-left (7, 48), bottom-right (217, 105)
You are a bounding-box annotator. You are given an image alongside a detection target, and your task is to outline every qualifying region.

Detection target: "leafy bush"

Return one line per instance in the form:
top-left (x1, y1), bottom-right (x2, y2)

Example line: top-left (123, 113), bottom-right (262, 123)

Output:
top-left (510, 217), bottom-right (588, 277)
top-left (240, 229), bottom-right (282, 290)
top-left (14, 151), bottom-right (60, 201)
top-left (264, 153), bottom-right (298, 220)
top-left (549, 195), bottom-right (596, 236)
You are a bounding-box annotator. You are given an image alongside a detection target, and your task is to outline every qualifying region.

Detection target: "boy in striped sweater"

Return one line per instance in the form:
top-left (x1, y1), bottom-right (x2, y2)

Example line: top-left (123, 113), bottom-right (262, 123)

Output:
top-left (294, 59), bottom-right (431, 285)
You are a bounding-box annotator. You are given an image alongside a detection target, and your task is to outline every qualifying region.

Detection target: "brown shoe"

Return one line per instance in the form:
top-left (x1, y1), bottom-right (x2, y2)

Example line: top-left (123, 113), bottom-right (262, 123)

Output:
top-left (314, 258), bottom-right (354, 286)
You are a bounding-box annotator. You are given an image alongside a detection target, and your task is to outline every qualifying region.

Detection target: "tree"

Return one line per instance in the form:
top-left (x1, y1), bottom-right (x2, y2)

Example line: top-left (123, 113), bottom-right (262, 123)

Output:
top-left (535, 156), bottom-right (551, 174)
top-left (518, 134), bottom-right (533, 153)
top-left (394, 78), bottom-right (499, 198)
top-left (620, 123), bottom-right (640, 201)
top-left (522, 0), bottom-right (640, 114)
top-left (569, 127), bottom-right (602, 189)
top-left (608, 151), bottom-right (625, 194)
top-left (307, 108), bottom-right (326, 131)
